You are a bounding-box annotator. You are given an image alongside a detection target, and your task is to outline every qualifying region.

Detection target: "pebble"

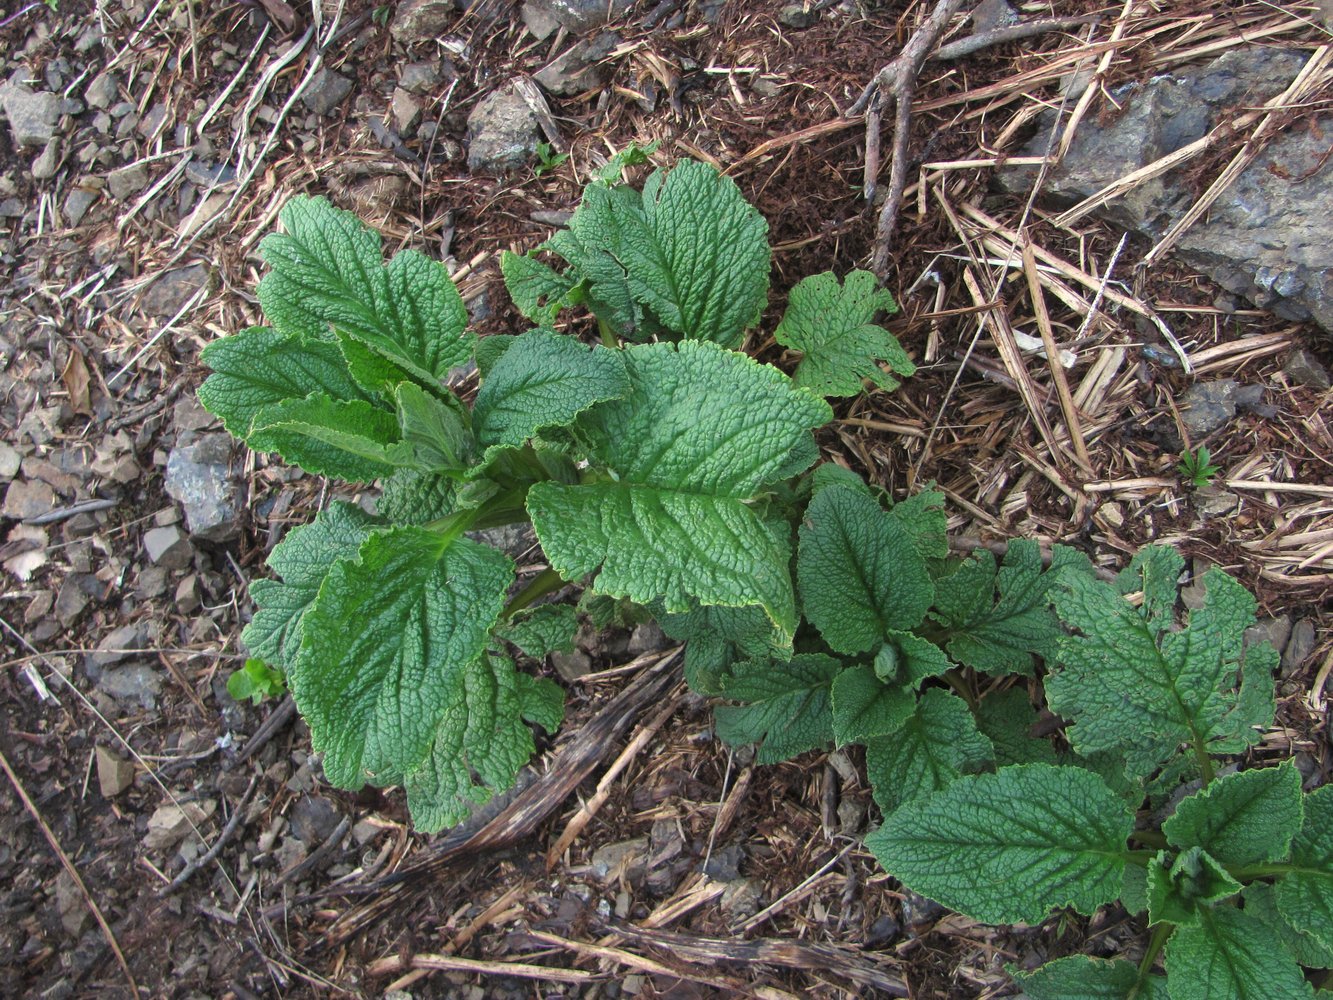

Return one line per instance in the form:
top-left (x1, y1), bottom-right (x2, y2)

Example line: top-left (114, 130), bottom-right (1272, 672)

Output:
top-left (164, 433), bottom-right (240, 540)
top-left (84, 70), bottom-right (118, 109)
top-left (86, 624), bottom-right (145, 669)
top-left (778, 3), bottom-right (818, 28)
top-left (143, 524), bottom-right (192, 569)
top-left (96, 747), bottom-right (135, 797)
top-left (290, 796), bottom-right (341, 846)
top-left (302, 69), bottom-right (353, 115)
top-left (138, 262), bottom-right (210, 318)
top-left (1282, 618), bottom-right (1317, 674)
top-left (2, 478), bottom-right (55, 520)
top-left (390, 87), bottom-right (421, 135)
top-left (1179, 379), bottom-right (1239, 439)
top-left (96, 663), bottom-right (162, 709)
top-left (465, 82), bottom-right (541, 174)
top-left (391, 0), bottom-right (458, 42)
top-left (0, 79), bottom-right (60, 146)
top-left (31, 138), bottom-right (59, 180)
top-left (1284, 347), bottom-right (1331, 391)
top-left (0, 441), bottom-right (22, 480)
top-left (106, 162), bottom-right (148, 201)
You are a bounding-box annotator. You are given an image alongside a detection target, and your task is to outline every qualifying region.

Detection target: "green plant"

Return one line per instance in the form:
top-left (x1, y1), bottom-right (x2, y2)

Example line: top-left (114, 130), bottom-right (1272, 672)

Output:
top-left (370, 3), bottom-right (391, 25)
top-left (533, 142), bottom-right (569, 178)
top-left (198, 155), bottom-right (1328, 997)
top-left (1178, 445), bottom-right (1220, 488)
top-left (226, 657), bottom-right (286, 704)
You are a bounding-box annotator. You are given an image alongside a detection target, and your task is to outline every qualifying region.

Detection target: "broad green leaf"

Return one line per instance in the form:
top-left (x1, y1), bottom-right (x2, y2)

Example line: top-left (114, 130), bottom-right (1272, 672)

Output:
top-left (1146, 847), bottom-right (1242, 927)
top-left (867, 763), bottom-right (1134, 925)
top-left (475, 334), bottom-right (516, 378)
top-left (930, 540), bottom-right (1073, 676)
top-left (247, 394), bottom-right (409, 481)
top-left (1163, 761), bottom-right (1303, 865)
top-left (226, 658), bottom-right (286, 705)
top-left (873, 630), bottom-right (951, 689)
top-left (290, 527), bottom-right (518, 830)
top-left (657, 600), bottom-right (787, 695)
top-left (593, 141), bottom-right (658, 183)
top-left (494, 604), bottom-right (579, 658)
top-left (378, 469), bottom-right (457, 525)
top-left (1047, 556), bottom-right (1277, 780)
top-left (395, 382), bottom-right (473, 471)
top-left (865, 688), bottom-right (993, 815)
top-left (1244, 883), bottom-right (1333, 970)
top-left (197, 326), bottom-right (373, 440)
top-left (1118, 545), bottom-right (1186, 623)
top-left (714, 654), bottom-right (839, 764)
top-left (1010, 956), bottom-right (1168, 1000)
top-left (257, 196), bottom-right (473, 381)
top-left (885, 487), bottom-right (949, 561)
top-left (1167, 906), bottom-right (1314, 1000)
top-left (500, 251), bottom-right (578, 325)
top-left (797, 485), bottom-right (934, 655)
top-left (555, 160), bottom-right (770, 347)
top-left (975, 686), bottom-right (1058, 766)
top-left (830, 666), bottom-right (915, 746)
top-left (773, 270), bottom-right (909, 397)
top-left (810, 462), bottom-right (872, 497)
top-left (1122, 863), bottom-right (1148, 916)
top-left (242, 501), bottom-right (379, 668)
top-left (1277, 785), bottom-right (1333, 950)
top-left (528, 341), bottom-right (830, 640)
top-left (517, 673), bottom-right (565, 733)
top-left (472, 329), bottom-right (629, 460)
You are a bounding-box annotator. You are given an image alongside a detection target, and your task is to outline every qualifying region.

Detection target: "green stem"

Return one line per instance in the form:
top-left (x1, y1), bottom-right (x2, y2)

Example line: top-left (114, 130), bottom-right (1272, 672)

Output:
top-left (1124, 849), bottom-right (1158, 867)
top-left (1226, 861), bottom-right (1297, 881)
top-left (597, 318), bottom-right (618, 349)
top-left (1131, 829), bottom-right (1168, 850)
top-left (1134, 922), bottom-right (1174, 991)
top-left (943, 670), bottom-right (978, 712)
top-left (1190, 731), bottom-right (1216, 787)
top-left (502, 567), bottom-right (567, 620)
top-left (424, 506), bottom-right (481, 546)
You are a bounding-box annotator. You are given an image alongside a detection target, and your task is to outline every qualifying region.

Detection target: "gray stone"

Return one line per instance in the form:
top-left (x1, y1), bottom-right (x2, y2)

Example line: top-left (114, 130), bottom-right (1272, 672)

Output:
top-left (626, 621), bottom-right (667, 656)
top-left (1245, 614), bottom-right (1292, 657)
top-left (184, 160), bottom-right (237, 190)
top-left (534, 33), bottom-right (617, 96)
top-left (390, 0), bottom-right (454, 42)
top-left (1282, 618), bottom-right (1317, 674)
top-left (390, 88), bottom-right (421, 135)
top-left (84, 71), bottom-right (118, 109)
top-left (0, 79), bottom-right (60, 146)
top-left (551, 648), bottom-right (592, 681)
top-left (55, 576), bottom-right (91, 626)
top-left (0, 441), bottom-right (20, 480)
top-left (718, 877), bottom-right (764, 922)
top-left (466, 83), bottom-right (540, 174)
top-left (96, 747), bottom-right (134, 797)
top-left (778, 3), bottom-right (817, 28)
top-left (971, 0), bottom-right (1019, 31)
top-left (106, 162), bottom-right (148, 201)
top-left (399, 60), bottom-right (445, 94)
top-left (143, 524), bottom-right (192, 569)
top-left (302, 69), bottom-right (353, 116)
top-left (591, 837), bottom-right (648, 881)
top-left (1284, 347), bottom-right (1331, 390)
top-left (2, 478), bottom-right (53, 520)
top-left (1179, 380), bottom-right (1238, 439)
top-left (467, 522), bottom-right (534, 560)
top-left (520, 0), bottom-right (562, 40)
top-left (96, 663), bottom-right (161, 708)
top-left (290, 796), bottom-right (341, 846)
top-left (136, 102), bottom-right (169, 139)
top-left (31, 138), bottom-right (59, 180)
top-left (165, 434), bottom-right (241, 540)
top-left (998, 48), bottom-right (1333, 336)
top-left (138, 262), bottom-right (210, 318)
top-left (87, 625), bottom-right (145, 669)
top-left (522, 0), bottom-right (634, 34)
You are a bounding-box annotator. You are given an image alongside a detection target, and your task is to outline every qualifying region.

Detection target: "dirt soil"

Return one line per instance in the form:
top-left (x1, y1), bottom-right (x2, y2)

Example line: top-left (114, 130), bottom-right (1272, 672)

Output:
top-left (1, 0), bottom-right (1331, 997)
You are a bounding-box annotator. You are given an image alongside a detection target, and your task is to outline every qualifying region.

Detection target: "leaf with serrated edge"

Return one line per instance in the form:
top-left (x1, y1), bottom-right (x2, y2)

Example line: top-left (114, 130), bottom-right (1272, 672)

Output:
top-left (528, 341), bottom-right (830, 640)
top-left (247, 394), bottom-right (409, 481)
top-left (774, 270), bottom-right (909, 397)
top-left (867, 763), bottom-right (1134, 925)
top-left (1047, 556), bottom-right (1276, 780)
top-left (1163, 761), bottom-right (1302, 865)
top-left (865, 688), bottom-right (993, 815)
top-left (1167, 906), bottom-right (1313, 1000)
top-left (290, 527), bottom-right (521, 831)
top-left (242, 502), bottom-right (379, 669)
top-left (1146, 847), bottom-right (1242, 927)
top-left (976, 686), bottom-right (1058, 767)
top-left (198, 327), bottom-right (374, 440)
top-left (395, 382), bottom-right (473, 472)
top-left (1010, 956), bottom-right (1168, 1000)
top-left (714, 654), bottom-right (838, 764)
top-left (494, 604), bottom-right (578, 658)
top-left (1277, 785), bottom-right (1333, 950)
top-left (472, 329), bottom-right (629, 461)
top-left (830, 665), bottom-right (915, 746)
top-left (378, 469), bottom-right (457, 525)
top-left (797, 485), bottom-right (934, 655)
top-left (1244, 883), bottom-right (1333, 970)
top-left (500, 251), bottom-right (578, 326)
top-left (257, 196), bottom-right (472, 381)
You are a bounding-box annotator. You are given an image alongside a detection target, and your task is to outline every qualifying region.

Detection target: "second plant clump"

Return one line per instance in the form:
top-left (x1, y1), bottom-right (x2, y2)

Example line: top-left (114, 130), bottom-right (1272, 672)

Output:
top-left (198, 153), bottom-right (1331, 999)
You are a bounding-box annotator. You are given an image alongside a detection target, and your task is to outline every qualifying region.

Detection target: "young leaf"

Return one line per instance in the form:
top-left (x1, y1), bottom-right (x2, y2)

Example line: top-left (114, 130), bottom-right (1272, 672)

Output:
top-left (1276, 784), bottom-right (1333, 950)
top-left (773, 270), bottom-right (910, 397)
top-left (395, 382), bottom-right (473, 472)
top-left (289, 527), bottom-right (522, 831)
top-left (873, 630), bottom-right (951, 689)
top-left (1047, 556), bottom-right (1277, 780)
top-left (494, 604), bottom-right (579, 658)
top-left (226, 658), bottom-right (286, 705)
top-left (1167, 906), bottom-right (1314, 1000)
top-left (472, 329), bottom-right (630, 460)
top-left (1162, 761), bottom-right (1303, 865)
top-left (796, 485), bottom-right (934, 655)
top-left (865, 688), bottom-right (993, 815)
top-left (1145, 846), bottom-right (1242, 927)
top-left (1010, 956), bottom-right (1168, 1000)
top-left (247, 394), bottom-right (410, 481)
top-left (528, 341), bottom-right (831, 640)
top-left (554, 160), bottom-right (770, 347)
top-left (830, 665), bottom-right (915, 746)
top-left (197, 326), bottom-right (373, 440)
top-left (975, 686), bottom-right (1058, 766)
top-left (656, 600), bottom-right (788, 695)
top-left (866, 763), bottom-right (1134, 925)
top-left (378, 469), bottom-right (458, 525)
top-left (500, 251), bottom-right (579, 326)
top-left (243, 501), bottom-right (380, 668)
top-left (1244, 883), bottom-right (1333, 970)
top-left (257, 196), bottom-right (473, 381)
top-left (714, 654), bottom-right (839, 764)
top-left (929, 540), bottom-right (1075, 676)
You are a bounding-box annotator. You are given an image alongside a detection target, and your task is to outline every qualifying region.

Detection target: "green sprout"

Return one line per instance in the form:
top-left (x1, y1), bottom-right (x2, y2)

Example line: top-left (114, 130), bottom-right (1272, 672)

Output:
top-left (1178, 445), bottom-right (1220, 489)
top-left (533, 142), bottom-right (569, 178)
top-left (226, 658), bottom-right (286, 704)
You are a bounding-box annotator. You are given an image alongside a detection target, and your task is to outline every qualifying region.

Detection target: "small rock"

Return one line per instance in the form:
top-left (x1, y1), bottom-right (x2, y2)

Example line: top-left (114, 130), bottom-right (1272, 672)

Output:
top-left (138, 262), bottom-right (210, 318)
top-left (144, 801), bottom-right (214, 850)
top-left (837, 797), bottom-right (866, 835)
top-left (520, 0), bottom-right (634, 34)
top-left (143, 524), bottom-right (192, 569)
top-left (136, 102), bottom-right (169, 139)
top-left (62, 180), bottom-right (101, 226)
top-left (351, 818), bottom-right (383, 846)
top-left (626, 621), bottom-right (667, 656)
top-left (0, 442), bottom-right (20, 480)
top-left (390, 0), bottom-right (456, 42)
top-left (2, 478), bottom-right (54, 520)
top-left (302, 69), bottom-right (353, 116)
top-left (1245, 614), bottom-right (1292, 657)
top-left (175, 574), bottom-right (200, 614)
top-left (970, 0), bottom-right (1019, 31)
top-left (96, 663), bottom-right (162, 709)
top-left (1284, 347), bottom-right (1331, 391)
top-left (1179, 379), bottom-right (1238, 439)
top-left (467, 523), bottom-right (533, 560)
top-left (84, 71), bottom-right (118, 109)
top-left (865, 912), bottom-right (901, 946)
top-left (87, 625), bottom-right (145, 669)
top-left (591, 837), bottom-right (648, 881)
top-left (1191, 485), bottom-right (1238, 519)
top-left (718, 877), bottom-right (764, 922)
top-left (54, 576), bottom-right (90, 626)
top-left (398, 60), bottom-right (444, 93)
top-left (290, 796), bottom-right (341, 846)
top-left (106, 162), bottom-right (148, 201)
top-left (534, 33), bottom-right (617, 95)
top-left (700, 843), bottom-right (744, 881)
top-left (390, 87), bottom-right (421, 135)
top-left (1282, 618), bottom-right (1317, 674)
top-left (165, 433), bottom-right (241, 540)
top-left (183, 160), bottom-right (237, 190)
top-left (0, 79), bottom-right (60, 146)
top-left (466, 82), bottom-right (541, 174)
top-left (520, 0), bottom-right (562, 40)
top-left (55, 870), bottom-right (88, 937)
top-left (751, 76), bottom-right (781, 99)
top-left (31, 138), bottom-right (59, 180)
top-left (551, 648), bottom-right (592, 681)
top-left (901, 891), bottom-right (944, 926)
top-left (96, 747), bottom-right (135, 797)
top-left (778, 3), bottom-right (817, 28)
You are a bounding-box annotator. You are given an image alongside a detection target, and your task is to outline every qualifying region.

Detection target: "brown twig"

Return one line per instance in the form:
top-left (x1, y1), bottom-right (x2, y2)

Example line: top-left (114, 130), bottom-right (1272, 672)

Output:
top-left (230, 694), bottom-right (298, 766)
top-left (0, 745), bottom-right (141, 998)
top-left (164, 773), bottom-right (259, 893)
top-left (932, 14), bottom-right (1101, 60)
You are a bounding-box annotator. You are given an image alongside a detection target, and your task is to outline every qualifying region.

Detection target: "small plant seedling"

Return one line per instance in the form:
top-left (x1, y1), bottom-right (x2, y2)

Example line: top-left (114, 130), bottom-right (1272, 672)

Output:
top-left (533, 142), bottom-right (569, 177)
top-left (226, 658), bottom-right (286, 704)
top-left (1178, 445), bottom-right (1220, 488)
top-left (370, 3), bottom-right (391, 25)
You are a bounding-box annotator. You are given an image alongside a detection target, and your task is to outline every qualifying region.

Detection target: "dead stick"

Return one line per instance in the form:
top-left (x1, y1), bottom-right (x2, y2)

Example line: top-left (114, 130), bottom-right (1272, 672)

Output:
top-left (0, 745), bottom-right (141, 998)
top-left (164, 773), bottom-right (259, 892)
top-left (932, 15), bottom-right (1101, 60)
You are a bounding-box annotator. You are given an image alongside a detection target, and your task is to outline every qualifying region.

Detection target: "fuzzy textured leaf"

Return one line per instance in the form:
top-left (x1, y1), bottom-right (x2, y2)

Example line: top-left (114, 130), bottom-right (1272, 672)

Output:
top-left (1146, 847), bottom-right (1241, 927)
top-left (773, 270), bottom-right (909, 397)
top-left (873, 630), bottom-right (952, 689)
top-left (378, 469), bottom-right (457, 525)
top-left (1244, 883), bottom-right (1333, 970)
top-left (1010, 956), bottom-right (1168, 1000)
top-left (1167, 906), bottom-right (1313, 1000)
top-left (494, 604), bottom-right (579, 658)
top-left (865, 688), bottom-right (993, 815)
top-left (1163, 761), bottom-right (1303, 865)
top-left (1277, 784), bottom-right (1333, 950)
top-left (715, 654), bottom-right (839, 764)
top-left (657, 600), bottom-right (787, 695)
top-left (975, 686), bottom-right (1058, 767)
top-left (830, 666), bottom-right (915, 746)
top-left (247, 394), bottom-right (409, 481)
top-left (500, 251), bottom-right (579, 326)
top-left (867, 763), bottom-right (1134, 925)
